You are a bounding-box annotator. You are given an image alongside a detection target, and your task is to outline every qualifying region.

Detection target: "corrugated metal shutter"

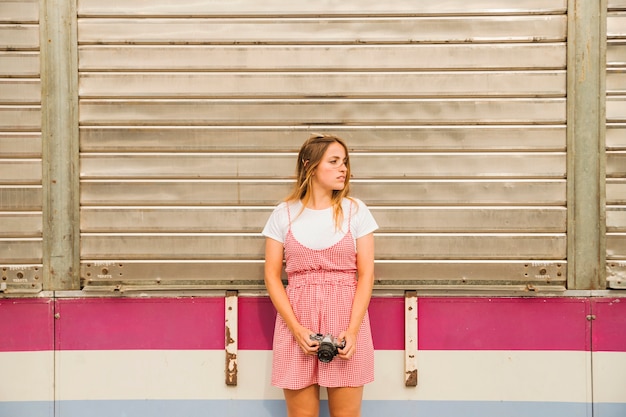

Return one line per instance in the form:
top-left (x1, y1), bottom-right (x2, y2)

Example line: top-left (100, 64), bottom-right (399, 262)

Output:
top-left (0, 0), bottom-right (42, 293)
top-left (78, 0), bottom-right (568, 291)
top-left (607, 0), bottom-right (626, 289)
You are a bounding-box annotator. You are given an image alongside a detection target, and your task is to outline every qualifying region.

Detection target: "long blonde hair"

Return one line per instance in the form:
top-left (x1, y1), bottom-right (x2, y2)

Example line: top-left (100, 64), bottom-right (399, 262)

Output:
top-left (285, 134), bottom-right (353, 230)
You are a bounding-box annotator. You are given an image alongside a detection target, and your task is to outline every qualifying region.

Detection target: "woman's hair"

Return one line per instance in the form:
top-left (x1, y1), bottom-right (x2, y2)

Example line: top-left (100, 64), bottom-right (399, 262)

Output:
top-left (285, 134), bottom-right (353, 230)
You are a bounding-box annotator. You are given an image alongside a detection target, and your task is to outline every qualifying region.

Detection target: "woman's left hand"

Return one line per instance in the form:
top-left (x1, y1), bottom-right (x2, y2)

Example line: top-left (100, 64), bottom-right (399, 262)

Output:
top-left (337, 330), bottom-right (357, 360)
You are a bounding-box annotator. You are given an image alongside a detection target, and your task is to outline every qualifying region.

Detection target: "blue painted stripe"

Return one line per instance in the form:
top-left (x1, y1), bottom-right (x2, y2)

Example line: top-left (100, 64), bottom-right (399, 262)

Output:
top-left (593, 403), bottom-right (626, 417)
top-left (3, 400), bottom-right (617, 417)
top-left (0, 401), bottom-right (53, 417)
top-left (364, 400), bottom-right (592, 417)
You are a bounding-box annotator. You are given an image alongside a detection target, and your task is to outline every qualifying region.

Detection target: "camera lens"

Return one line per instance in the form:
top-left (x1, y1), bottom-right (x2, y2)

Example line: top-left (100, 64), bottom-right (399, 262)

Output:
top-left (317, 343), bottom-right (337, 363)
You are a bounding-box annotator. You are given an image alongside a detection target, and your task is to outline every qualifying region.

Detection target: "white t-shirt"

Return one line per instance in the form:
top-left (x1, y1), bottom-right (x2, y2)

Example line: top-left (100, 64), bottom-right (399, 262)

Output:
top-left (262, 198), bottom-right (378, 250)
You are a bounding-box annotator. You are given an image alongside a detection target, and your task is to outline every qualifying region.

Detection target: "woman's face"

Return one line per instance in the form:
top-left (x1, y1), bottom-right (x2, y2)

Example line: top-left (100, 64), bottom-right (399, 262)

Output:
top-left (312, 142), bottom-right (348, 192)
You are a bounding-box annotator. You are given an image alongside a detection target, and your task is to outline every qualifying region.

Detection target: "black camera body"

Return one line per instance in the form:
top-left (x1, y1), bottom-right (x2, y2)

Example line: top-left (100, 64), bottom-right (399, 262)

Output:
top-left (309, 333), bottom-right (345, 363)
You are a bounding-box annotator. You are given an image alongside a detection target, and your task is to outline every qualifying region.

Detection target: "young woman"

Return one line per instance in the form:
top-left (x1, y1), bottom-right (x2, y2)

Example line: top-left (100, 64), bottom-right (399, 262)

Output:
top-left (262, 134), bottom-right (378, 417)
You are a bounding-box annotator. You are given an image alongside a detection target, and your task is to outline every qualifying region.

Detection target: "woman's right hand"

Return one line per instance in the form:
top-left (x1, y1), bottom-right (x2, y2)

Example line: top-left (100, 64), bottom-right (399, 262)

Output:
top-left (292, 325), bottom-right (319, 356)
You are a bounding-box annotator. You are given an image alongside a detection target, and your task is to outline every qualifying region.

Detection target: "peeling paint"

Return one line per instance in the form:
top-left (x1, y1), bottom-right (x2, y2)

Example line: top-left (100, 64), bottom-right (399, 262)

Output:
top-left (405, 369), bottom-right (418, 387)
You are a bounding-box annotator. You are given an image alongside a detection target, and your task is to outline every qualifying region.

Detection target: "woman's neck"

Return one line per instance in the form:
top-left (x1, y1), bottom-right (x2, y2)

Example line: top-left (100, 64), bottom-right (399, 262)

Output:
top-left (305, 189), bottom-right (333, 210)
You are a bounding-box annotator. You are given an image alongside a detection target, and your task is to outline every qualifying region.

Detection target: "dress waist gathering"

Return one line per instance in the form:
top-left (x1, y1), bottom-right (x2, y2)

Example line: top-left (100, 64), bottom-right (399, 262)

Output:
top-left (287, 270), bottom-right (357, 288)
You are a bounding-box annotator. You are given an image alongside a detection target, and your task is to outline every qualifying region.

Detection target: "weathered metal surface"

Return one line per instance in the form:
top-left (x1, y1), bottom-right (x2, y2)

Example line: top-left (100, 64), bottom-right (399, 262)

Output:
top-left (0, 24), bottom-right (39, 49)
top-left (79, 260), bottom-right (566, 288)
top-left (0, 0), bottom-right (39, 23)
top-left (608, 4), bottom-right (626, 272)
top-left (79, 99), bottom-right (566, 126)
top-left (0, 133), bottom-right (41, 157)
top-left (607, 207), bottom-right (626, 232)
top-left (607, 152), bottom-right (626, 177)
top-left (374, 234), bottom-right (566, 260)
top-left (0, 239), bottom-right (42, 263)
top-left (567, 0), bottom-right (607, 290)
top-left (225, 290), bottom-right (238, 386)
top-left (79, 44), bottom-right (566, 71)
top-left (607, 69), bottom-right (626, 93)
top-left (0, 264), bottom-right (43, 294)
top-left (405, 291), bottom-right (418, 387)
top-left (80, 207), bottom-right (566, 233)
top-left (0, 106), bottom-right (41, 131)
top-left (0, 212), bottom-right (41, 237)
top-left (354, 180), bottom-right (566, 206)
top-left (354, 153), bottom-right (565, 178)
top-left (370, 207), bottom-right (567, 233)
top-left (0, 52), bottom-right (39, 77)
top-left (80, 180), bottom-right (566, 206)
top-left (0, 0), bottom-right (611, 297)
top-left (607, 261), bottom-right (626, 289)
top-left (607, 235), bottom-right (626, 260)
top-left (0, 186), bottom-right (42, 210)
top-left (74, 0), bottom-right (572, 291)
top-left (607, 12), bottom-right (626, 37)
top-left (607, 125), bottom-right (626, 149)
top-left (375, 260), bottom-right (566, 285)
top-left (80, 233), bottom-right (565, 260)
top-left (77, 0), bottom-right (567, 16)
top-left (79, 126), bottom-right (566, 152)
top-left (0, 80), bottom-right (40, 104)
top-left (41, 0), bottom-right (80, 290)
top-left (80, 207), bottom-right (273, 233)
top-left (607, 96), bottom-right (626, 122)
top-left (80, 234), bottom-right (265, 260)
top-left (79, 152), bottom-right (566, 179)
top-left (79, 71), bottom-right (566, 99)
top-left (81, 261), bottom-right (275, 285)
top-left (609, 0), bottom-right (626, 10)
top-left (77, 16), bottom-right (566, 44)
top-left (0, 159), bottom-right (41, 183)
top-left (607, 42), bottom-right (626, 67)
top-left (607, 180), bottom-right (626, 204)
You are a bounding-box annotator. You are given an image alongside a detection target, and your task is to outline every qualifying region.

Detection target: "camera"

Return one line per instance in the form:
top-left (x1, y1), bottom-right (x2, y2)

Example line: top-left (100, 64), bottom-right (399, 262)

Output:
top-left (309, 333), bottom-right (345, 363)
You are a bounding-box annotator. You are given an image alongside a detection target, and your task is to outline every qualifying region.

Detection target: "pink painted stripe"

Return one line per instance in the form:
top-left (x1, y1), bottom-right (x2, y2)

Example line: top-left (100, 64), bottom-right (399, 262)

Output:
top-left (239, 297), bottom-right (593, 351)
top-left (4, 296), bottom-right (622, 352)
top-left (0, 298), bottom-right (54, 352)
top-left (239, 297), bottom-right (274, 350)
top-left (592, 298), bottom-right (626, 352)
top-left (418, 297), bottom-right (591, 351)
top-left (55, 298), bottom-right (224, 350)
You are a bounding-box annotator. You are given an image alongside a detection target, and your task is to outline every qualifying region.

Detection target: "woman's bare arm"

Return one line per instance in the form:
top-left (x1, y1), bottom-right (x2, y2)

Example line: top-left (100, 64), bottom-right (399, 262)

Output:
top-left (264, 237), bottom-right (318, 355)
top-left (339, 232), bottom-right (375, 359)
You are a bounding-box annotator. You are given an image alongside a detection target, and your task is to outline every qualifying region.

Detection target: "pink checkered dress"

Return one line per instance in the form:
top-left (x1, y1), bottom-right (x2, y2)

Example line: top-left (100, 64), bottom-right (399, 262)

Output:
top-left (271, 204), bottom-right (375, 390)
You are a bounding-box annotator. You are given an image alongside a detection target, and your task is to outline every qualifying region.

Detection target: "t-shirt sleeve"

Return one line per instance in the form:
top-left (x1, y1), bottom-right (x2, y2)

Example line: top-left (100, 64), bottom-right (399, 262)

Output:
top-left (262, 203), bottom-right (287, 243)
top-left (353, 198), bottom-right (379, 239)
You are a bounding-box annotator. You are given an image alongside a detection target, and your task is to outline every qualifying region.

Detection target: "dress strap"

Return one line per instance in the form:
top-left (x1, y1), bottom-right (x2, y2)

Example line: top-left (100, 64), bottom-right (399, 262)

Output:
top-left (347, 199), bottom-right (353, 230)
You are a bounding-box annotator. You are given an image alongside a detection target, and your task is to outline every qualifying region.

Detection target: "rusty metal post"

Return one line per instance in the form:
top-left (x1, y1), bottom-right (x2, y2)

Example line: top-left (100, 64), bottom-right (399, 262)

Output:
top-left (40, 0), bottom-right (80, 290)
top-left (225, 290), bottom-right (238, 386)
top-left (567, 0), bottom-right (607, 290)
top-left (566, 0), bottom-right (607, 290)
top-left (405, 290), bottom-right (418, 386)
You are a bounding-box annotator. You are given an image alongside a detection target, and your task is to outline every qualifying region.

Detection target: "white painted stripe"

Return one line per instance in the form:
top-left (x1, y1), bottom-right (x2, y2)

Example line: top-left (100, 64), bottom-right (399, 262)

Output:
top-left (55, 350), bottom-right (254, 401)
top-left (54, 350), bottom-right (594, 403)
top-left (592, 351), bottom-right (626, 403)
top-left (368, 350), bottom-right (592, 403)
top-left (0, 352), bottom-right (54, 402)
